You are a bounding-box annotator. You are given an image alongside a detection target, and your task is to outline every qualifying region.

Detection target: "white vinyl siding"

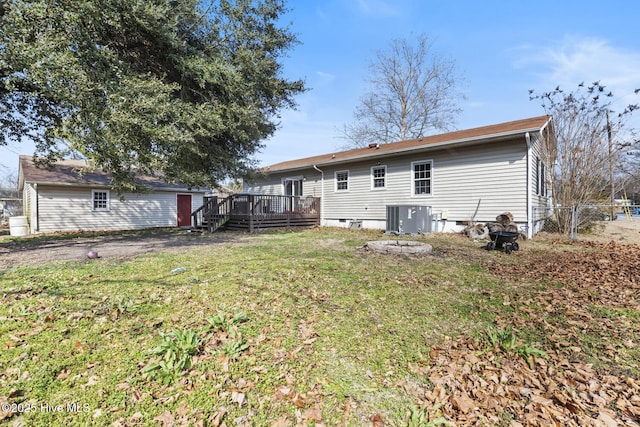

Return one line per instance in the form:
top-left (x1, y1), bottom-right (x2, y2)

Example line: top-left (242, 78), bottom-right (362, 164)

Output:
top-left (34, 186), bottom-right (204, 233)
top-left (319, 139), bottom-right (528, 223)
top-left (371, 165), bottom-right (386, 190)
top-left (245, 137), bottom-right (531, 225)
top-left (529, 130), bottom-right (551, 217)
top-left (23, 183), bottom-right (37, 233)
top-left (244, 173), bottom-right (322, 198)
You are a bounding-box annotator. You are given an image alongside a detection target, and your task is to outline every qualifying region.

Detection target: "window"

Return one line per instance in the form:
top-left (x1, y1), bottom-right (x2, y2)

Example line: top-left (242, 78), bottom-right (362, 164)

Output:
top-left (536, 157), bottom-right (546, 197)
top-left (283, 177), bottom-right (303, 196)
top-left (371, 165), bottom-right (386, 189)
top-left (412, 160), bottom-right (432, 195)
top-left (92, 189), bottom-right (110, 211)
top-left (540, 162), bottom-right (546, 197)
top-left (335, 170), bottom-right (349, 191)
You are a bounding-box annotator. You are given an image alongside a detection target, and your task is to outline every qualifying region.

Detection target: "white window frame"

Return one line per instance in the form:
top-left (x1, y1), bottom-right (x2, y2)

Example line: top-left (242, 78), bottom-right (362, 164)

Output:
top-left (535, 157), bottom-right (547, 197)
top-left (411, 160), bottom-right (433, 196)
top-left (371, 165), bottom-right (386, 190)
top-left (282, 176), bottom-right (304, 196)
top-left (91, 189), bottom-right (110, 212)
top-left (335, 170), bottom-right (349, 192)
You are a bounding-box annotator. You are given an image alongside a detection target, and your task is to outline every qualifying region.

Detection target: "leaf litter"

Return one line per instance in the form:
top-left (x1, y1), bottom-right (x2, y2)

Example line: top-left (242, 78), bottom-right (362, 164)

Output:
top-left (405, 240), bottom-right (639, 426)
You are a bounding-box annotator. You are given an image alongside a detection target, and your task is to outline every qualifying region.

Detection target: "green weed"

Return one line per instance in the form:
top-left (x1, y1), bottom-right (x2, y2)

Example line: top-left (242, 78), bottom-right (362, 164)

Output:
top-left (142, 328), bottom-right (202, 383)
top-left (407, 404), bottom-right (450, 426)
top-left (485, 326), bottom-right (547, 367)
top-left (221, 339), bottom-right (249, 360)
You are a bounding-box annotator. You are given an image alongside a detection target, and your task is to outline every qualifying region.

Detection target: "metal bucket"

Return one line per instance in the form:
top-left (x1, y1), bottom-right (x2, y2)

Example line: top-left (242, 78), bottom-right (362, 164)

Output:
top-left (9, 216), bottom-right (29, 236)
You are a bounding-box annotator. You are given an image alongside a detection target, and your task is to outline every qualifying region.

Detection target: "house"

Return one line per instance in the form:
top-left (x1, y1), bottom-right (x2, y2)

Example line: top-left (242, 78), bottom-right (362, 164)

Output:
top-left (18, 155), bottom-right (206, 234)
top-left (244, 116), bottom-right (553, 238)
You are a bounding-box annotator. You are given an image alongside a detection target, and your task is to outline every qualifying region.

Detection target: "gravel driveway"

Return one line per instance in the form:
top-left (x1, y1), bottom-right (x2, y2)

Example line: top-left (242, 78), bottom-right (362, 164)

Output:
top-left (0, 230), bottom-right (254, 269)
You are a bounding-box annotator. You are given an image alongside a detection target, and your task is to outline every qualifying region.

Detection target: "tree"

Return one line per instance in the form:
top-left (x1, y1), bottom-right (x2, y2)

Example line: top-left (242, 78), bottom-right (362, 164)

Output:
top-left (530, 82), bottom-right (638, 231)
top-left (0, 170), bottom-right (21, 218)
top-left (340, 33), bottom-right (463, 148)
top-left (0, 0), bottom-right (305, 192)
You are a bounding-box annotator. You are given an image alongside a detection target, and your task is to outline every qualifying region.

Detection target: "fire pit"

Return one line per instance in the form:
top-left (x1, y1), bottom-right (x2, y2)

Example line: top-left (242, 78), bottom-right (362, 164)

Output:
top-left (364, 240), bottom-right (432, 255)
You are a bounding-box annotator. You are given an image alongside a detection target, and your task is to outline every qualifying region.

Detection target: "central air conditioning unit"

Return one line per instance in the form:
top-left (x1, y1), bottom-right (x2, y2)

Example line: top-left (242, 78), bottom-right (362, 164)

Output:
top-left (386, 205), bottom-right (432, 235)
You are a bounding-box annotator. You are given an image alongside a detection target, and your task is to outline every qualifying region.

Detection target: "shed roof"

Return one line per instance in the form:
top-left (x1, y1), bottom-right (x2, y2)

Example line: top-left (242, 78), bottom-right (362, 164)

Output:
top-left (18, 155), bottom-right (201, 192)
top-left (265, 115), bottom-right (551, 172)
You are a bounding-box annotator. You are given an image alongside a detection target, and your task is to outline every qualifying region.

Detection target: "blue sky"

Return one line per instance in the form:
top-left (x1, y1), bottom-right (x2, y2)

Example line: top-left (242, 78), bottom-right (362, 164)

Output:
top-left (2, 0), bottom-right (640, 178)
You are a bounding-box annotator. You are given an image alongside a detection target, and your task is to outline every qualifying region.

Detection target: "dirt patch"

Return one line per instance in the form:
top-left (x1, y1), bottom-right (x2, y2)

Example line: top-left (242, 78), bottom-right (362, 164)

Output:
top-left (576, 219), bottom-right (640, 245)
top-left (0, 230), bottom-right (259, 269)
top-left (3, 220), bottom-right (640, 270)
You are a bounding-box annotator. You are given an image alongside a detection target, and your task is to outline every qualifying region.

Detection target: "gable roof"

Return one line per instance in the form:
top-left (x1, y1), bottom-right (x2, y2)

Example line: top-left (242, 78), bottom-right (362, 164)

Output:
top-left (265, 115), bottom-right (551, 172)
top-left (18, 155), bottom-right (201, 192)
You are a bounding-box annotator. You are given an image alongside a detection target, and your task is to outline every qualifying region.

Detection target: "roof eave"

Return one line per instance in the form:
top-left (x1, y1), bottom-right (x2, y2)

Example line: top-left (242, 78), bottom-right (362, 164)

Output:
top-left (21, 179), bottom-right (203, 193)
top-left (266, 125), bottom-right (545, 173)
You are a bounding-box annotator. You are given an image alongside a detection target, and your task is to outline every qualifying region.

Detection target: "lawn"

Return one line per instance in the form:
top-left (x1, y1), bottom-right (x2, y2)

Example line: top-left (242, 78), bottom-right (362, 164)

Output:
top-left (0, 228), bottom-right (638, 426)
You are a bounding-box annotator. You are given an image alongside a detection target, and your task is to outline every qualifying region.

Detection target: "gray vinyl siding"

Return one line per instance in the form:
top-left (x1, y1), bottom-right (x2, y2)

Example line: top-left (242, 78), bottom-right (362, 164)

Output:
top-left (247, 138), bottom-right (530, 223)
top-left (34, 185), bottom-right (204, 233)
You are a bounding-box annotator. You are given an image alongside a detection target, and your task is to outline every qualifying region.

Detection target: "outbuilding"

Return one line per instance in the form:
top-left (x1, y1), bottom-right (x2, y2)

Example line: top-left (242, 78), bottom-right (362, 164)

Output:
top-left (18, 155), bottom-right (206, 234)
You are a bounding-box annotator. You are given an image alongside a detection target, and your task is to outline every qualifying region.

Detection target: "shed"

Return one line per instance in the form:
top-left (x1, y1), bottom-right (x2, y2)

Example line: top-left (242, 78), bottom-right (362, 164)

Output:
top-left (17, 155), bottom-right (206, 234)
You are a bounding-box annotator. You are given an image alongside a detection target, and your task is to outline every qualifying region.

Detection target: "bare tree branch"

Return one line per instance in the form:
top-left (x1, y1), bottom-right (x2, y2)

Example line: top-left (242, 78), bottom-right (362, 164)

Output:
top-left (339, 33), bottom-right (464, 148)
top-left (531, 82), bottom-right (639, 232)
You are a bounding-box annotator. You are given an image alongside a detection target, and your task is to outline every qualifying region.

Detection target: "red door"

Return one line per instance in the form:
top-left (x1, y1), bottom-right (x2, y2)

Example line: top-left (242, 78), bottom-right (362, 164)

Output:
top-left (177, 194), bottom-right (192, 227)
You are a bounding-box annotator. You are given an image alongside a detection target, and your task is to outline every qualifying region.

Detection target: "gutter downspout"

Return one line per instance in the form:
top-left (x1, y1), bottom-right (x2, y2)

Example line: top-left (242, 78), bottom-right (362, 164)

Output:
top-left (33, 183), bottom-right (40, 233)
top-left (525, 132), bottom-right (533, 239)
top-left (313, 165), bottom-right (324, 226)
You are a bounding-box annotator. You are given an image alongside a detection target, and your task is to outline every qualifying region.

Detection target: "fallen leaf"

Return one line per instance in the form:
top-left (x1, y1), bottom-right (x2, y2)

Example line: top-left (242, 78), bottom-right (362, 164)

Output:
top-left (56, 369), bottom-right (71, 380)
top-left (530, 394), bottom-right (553, 406)
top-left (209, 408), bottom-right (226, 427)
top-left (302, 405), bottom-right (323, 422)
top-left (176, 404), bottom-right (189, 417)
top-left (370, 413), bottom-right (384, 427)
top-left (450, 392), bottom-right (475, 414)
top-left (154, 411), bottom-right (175, 425)
top-left (292, 393), bottom-right (305, 408)
top-left (7, 390), bottom-right (25, 399)
top-left (231, 391), bottom-right (246, 406)
top-left (597, 410), bottom-right (619, 427)
top-left (270, 416), bottom-right (290, 427)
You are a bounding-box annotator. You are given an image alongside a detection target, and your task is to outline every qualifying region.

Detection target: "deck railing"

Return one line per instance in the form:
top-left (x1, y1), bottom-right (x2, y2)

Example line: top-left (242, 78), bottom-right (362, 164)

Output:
top-left (192, 194), bottom-right (320, 232)
top-left (229, 194), bottom-right (319, 217)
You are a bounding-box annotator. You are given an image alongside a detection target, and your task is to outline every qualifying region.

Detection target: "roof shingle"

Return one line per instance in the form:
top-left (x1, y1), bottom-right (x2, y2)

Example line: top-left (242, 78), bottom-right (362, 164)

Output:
top-left (265, 115), bottom-right (551, 172)
top-left (18, 155), bottom-right (196, 191)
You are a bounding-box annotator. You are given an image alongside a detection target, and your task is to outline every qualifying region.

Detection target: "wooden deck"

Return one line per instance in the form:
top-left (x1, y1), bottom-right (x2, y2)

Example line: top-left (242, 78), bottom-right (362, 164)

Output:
top-left (191, 194), bottom-right (320, 232)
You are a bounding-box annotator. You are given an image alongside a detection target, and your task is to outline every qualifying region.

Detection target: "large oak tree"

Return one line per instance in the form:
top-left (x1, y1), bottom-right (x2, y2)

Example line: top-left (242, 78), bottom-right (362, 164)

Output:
top-left (0, 0), bottom-right (305, 191)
